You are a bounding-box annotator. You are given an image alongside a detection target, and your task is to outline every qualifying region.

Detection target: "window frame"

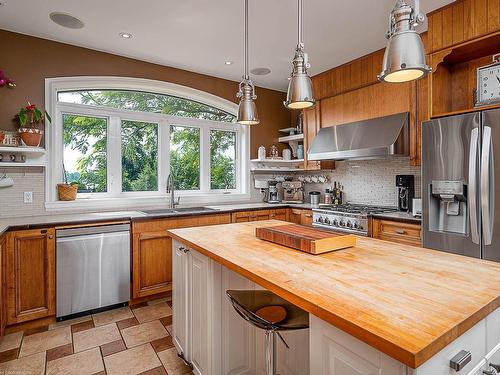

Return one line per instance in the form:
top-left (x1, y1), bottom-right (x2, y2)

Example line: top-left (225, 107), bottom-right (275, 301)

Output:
top-left (45, 77), bottom-right (250, 211)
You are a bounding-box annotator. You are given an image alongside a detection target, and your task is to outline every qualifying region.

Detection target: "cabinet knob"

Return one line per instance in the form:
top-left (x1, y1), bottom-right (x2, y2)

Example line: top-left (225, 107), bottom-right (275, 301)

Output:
top-left (179, 246), bottom-right (189, 254)
top-left (305, 214), bottom-right (312, 218)
top-left (483, 370), bottom-right (496, 375)
top-left (48, 235), bottom-right (54, 239)
top-left (395, 229), bottom-right (406, 235)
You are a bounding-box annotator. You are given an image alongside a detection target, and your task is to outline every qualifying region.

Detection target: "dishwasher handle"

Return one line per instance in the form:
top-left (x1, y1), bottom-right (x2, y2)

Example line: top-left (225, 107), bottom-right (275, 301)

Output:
top-left (56, 223), bottom-right (130, 238)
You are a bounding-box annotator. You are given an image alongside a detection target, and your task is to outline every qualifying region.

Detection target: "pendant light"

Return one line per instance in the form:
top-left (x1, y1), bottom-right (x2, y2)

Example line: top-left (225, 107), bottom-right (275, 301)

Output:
top-left (378, 0), bottom-right (431, 83)
top-left (284, 0), bottom-right (315, 109)
top-left (236, 0), bottom-right (259, 125)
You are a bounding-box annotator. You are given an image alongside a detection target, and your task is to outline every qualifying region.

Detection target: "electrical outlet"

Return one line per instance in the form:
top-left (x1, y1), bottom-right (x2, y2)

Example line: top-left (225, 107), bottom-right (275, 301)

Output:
top-left (23, 191), bottom-right (33, 204)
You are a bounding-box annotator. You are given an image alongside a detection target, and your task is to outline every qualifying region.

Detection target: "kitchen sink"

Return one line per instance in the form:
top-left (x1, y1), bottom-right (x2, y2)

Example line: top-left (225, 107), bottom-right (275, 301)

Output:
top-left (141, 207), bottom-right (218, 215)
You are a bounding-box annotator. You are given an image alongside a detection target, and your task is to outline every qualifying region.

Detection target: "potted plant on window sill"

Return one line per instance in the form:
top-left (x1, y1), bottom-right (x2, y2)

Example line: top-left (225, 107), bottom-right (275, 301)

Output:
top-left (16, 102), bottom-right (51, 147)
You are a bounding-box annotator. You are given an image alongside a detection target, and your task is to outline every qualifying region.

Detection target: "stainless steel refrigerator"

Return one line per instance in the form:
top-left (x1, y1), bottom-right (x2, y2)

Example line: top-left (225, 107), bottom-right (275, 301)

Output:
top-left (422, 108), bottom-right (499, 262)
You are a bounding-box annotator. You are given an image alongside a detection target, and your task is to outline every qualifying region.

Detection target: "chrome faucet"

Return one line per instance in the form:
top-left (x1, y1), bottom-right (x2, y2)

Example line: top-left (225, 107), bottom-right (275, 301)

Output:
top-left (166, 173), bottom-right (180, 209)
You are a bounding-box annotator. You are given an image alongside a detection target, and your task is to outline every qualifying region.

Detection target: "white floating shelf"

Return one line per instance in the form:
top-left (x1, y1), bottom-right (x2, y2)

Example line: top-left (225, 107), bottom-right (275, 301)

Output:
top-left (0, 146), bottom-right (46, 167)
top-left (0, 146), bottom-right (46, 155)
top-left (278, 133), bottom-right (304, 143)
top-left (250, 168), bottom-right (304, 172)
top-left (251, 158), bottom-right (304, 163)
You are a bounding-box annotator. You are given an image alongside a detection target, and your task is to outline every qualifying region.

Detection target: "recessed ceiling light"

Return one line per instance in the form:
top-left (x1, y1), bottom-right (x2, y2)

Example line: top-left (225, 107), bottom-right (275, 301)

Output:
top-left (49, 12), bottom-right (84, 29)
top-left (119, 32), bottom-right (133, 39)
top-left (224, 61), bottom-right (233, 65)
top-left (251, 67), bottom-right (272, 76)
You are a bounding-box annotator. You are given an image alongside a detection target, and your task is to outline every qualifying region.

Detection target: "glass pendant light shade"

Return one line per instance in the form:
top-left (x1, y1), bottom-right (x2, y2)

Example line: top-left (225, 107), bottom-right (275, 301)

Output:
top-left (236, 0), bottom-right (259, 125)
top-left (284, 0), bottom-right (315, 109)
top-left (378, 0), bottom-right (431, 83)
top-left (237, 81), bottom-right (259, 125)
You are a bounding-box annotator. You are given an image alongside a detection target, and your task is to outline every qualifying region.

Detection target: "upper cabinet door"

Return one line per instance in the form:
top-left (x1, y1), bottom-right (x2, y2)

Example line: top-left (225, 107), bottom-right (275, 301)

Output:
top-left (6, 228), bottom-right (56, 325)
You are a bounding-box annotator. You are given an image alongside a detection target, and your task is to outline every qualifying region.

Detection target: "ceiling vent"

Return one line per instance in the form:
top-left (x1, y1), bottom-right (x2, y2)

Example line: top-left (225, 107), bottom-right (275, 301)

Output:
top-left (49, 12), bottom-right (84, 29)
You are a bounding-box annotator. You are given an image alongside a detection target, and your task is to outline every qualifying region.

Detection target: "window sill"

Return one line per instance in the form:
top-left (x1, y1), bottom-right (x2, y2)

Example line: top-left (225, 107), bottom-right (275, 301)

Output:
top-left (45, 193), bottom-right (252, 212)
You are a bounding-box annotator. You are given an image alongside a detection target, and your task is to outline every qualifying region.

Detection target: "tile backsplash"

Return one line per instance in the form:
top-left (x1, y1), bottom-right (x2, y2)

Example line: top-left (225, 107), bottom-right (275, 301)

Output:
top-left (0, 167), bottom-right (45, 218)
top-left (303, 158), bottom-right (421, 206)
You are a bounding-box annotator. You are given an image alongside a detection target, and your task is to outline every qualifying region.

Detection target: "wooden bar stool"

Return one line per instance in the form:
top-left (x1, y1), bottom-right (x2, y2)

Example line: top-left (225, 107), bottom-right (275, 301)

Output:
top-left (226, 289), bottom-right (309, 375)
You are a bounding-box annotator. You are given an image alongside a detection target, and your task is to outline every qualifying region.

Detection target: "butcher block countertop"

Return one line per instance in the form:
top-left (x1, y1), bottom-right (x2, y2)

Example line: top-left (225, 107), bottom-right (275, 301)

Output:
top-left (168, 220), bottom-right (500, 369)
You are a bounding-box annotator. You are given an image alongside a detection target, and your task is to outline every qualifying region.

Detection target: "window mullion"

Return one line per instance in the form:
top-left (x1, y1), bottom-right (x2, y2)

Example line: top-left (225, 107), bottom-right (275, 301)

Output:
top-left (158, 119), bottom-right (170, 195)
top-left (200, 126), bottom-right (210, 193)
top-left (108, 116), bottom-right (122, 197)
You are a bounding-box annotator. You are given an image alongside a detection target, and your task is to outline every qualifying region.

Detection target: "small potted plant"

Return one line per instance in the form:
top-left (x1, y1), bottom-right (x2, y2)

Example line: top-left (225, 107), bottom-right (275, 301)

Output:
top-left (0, 130), bottom-right (4, 144)
top-left (57, 165), bottom-right (78, 201)
top-left (16, 102), bottom-right (51, 147)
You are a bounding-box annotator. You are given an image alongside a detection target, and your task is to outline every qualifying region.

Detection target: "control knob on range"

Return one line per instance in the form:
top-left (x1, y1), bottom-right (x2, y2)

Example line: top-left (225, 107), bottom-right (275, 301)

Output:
top-left (324, 217), bottom-right (331, 225)
top-left (353, 222), bottom-right (359, 229)
top-left (332, 219), bottom-right (338, 226)
top-left (339, 220), bottom-right (345, 227)
top-left (317, 216), bottom-right (323, 224)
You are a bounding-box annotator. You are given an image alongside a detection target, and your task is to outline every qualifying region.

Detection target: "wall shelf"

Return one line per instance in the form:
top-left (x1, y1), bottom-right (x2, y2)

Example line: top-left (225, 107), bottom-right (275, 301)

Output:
top-left (250, 158), bottom-right (304, 173)
top-left (278, 134), bottom-right (304, 142)
top-left (0, 146), bottom-right (46, 167)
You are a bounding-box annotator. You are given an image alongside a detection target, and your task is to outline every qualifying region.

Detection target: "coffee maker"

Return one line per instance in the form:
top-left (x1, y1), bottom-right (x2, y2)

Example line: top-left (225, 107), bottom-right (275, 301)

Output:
top-left (267, 180), bottom-right (281, 204)
top-left (282, 180), bottom-right (304, 203)
top-left (396, 175), bottom-right (415, 212)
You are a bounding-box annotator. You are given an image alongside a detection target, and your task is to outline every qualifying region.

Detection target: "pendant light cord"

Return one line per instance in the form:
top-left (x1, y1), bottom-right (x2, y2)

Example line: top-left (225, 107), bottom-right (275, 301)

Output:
top-left (298, 0), bottom-right (303, 48)
top-left (244, 0), bottom-right (249, 80)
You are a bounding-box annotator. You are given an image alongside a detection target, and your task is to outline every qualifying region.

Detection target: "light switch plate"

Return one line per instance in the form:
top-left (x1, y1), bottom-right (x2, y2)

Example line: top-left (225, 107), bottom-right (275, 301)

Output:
top-left (23, 191), bottom-right (33, 204)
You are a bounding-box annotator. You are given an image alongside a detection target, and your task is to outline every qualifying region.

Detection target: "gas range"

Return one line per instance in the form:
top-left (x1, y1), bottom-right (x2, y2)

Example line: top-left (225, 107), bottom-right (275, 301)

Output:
top-left (312, 204), bottom-right (398, 236)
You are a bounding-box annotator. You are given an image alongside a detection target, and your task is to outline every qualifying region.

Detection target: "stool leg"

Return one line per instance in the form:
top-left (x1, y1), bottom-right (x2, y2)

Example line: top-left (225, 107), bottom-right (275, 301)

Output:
top-left (264, 330), bottom-right (276, 375)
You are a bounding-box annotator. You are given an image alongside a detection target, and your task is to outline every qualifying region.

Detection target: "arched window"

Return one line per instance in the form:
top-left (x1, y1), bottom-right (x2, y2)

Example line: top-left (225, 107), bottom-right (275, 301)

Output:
top-left (45, 77), bottom-right (249, 210)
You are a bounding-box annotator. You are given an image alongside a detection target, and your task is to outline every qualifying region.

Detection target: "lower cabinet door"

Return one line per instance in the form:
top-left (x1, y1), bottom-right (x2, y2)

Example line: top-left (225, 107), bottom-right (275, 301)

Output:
top-left (219, 268), bottom-right (256, 375)
top-left (172, 241), bottom-right (189, 359)
top-left (310, 315), bottom-right (405, 375)
top-left (6, 228), bottom-right (56, 324)
top-left (132, 231), bottom-right (173, 298)
top-left (189, 249), bottom-right (211, 375)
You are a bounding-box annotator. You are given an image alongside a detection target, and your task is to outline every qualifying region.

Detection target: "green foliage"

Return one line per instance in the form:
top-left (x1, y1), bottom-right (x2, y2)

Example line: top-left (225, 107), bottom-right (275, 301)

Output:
top-left (62, 90), bottom-right (237, 194)
top-left (16, 103), bottom-right (50, 127)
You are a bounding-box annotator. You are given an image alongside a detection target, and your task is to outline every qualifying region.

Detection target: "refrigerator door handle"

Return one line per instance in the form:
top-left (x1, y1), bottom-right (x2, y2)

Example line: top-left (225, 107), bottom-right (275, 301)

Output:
top-left (469, 128), bottom-right (480, 244)
top-left (481, 126), bottom-right (495, 246)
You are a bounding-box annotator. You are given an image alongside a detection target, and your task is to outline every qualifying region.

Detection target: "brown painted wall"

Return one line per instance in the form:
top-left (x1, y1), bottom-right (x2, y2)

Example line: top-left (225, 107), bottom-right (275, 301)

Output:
top-left (0, 30), bottom-right (288, 157)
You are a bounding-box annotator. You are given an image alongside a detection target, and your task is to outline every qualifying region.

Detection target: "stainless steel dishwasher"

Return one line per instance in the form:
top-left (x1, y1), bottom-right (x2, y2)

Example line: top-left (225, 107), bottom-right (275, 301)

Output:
top-left (56, 224), bottom-right (130, 319)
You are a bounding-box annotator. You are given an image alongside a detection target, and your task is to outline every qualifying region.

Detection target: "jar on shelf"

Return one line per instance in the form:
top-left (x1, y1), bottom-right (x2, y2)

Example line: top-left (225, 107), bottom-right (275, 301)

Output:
top-left (296, 144), bottom-right (304, 159)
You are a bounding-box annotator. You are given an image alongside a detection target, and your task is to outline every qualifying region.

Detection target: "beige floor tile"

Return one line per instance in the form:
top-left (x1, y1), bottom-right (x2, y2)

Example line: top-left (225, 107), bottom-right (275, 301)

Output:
top-left (46, 347), bottom-right (104, 375)
top-left (104, 343), bottom-right (161, 375)
top-left (0, 331), bottom-right (23, 352)
top-left (133, 303), bottom-right (172, 323)
top-left (0, 351), bottom-right (46, 375)
top-left (19, 327), bottom-right (72, 358)
top-left (92, 306), bottom-right (133, 327)
top-left (48, 315), bottom-right (92, 330)
top-left (73, 323), bottom-right (121, 353)
top-left (121, 320), bottom-right (168, 348)
top-left (147, 297), bottom-right (171, 306)
top-left (157, 347), bottom-right (192, 375)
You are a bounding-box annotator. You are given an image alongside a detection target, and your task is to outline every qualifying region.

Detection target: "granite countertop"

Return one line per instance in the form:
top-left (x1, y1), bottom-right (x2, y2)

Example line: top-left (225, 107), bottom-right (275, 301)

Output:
top-left (168, 220), bottom-right (500, 369)
top-left (0, 202), bottom-right (316, 235)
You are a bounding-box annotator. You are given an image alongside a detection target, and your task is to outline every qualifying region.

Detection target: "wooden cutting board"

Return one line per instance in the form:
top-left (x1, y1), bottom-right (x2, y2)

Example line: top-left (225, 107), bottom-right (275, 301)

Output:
top-left (255, 224), bottom-right (356, 254)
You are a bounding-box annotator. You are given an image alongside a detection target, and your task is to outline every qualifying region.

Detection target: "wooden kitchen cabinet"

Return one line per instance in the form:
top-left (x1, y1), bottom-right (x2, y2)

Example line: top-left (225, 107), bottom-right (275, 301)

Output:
top-left (132, 213), bottom-right (230, 299)
top-left (288, 209), bottom-right (313, 226)
top-left (303, 103), bottom-right (335, 171)
top-left (231, 209), bottom-right (271, 223)
top-left (0, 234), bottom-right (6, 335)
top-left (270, 208), bottom-right (287, 221)
top-left (371, 218), bottom-right (422, 247)
top-left (5, 228), bottom-right (56, 325)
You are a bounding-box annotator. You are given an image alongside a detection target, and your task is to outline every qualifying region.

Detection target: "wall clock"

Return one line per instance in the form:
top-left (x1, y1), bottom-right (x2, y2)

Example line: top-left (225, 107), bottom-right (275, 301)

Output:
top-left (475, 54), bottom-right (500, 107)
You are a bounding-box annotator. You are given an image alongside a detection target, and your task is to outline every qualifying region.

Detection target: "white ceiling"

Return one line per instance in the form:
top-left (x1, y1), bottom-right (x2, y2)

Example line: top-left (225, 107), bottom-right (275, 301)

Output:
top-left (0, 0), bottom-right (453, 91)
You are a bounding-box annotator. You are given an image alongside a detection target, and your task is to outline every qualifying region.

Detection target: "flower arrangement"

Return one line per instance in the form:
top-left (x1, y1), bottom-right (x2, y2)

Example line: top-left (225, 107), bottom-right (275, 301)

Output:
top-left (0, 70), bottom-right (15, 88)
top-left (16, 102), bottom-right (51, 147)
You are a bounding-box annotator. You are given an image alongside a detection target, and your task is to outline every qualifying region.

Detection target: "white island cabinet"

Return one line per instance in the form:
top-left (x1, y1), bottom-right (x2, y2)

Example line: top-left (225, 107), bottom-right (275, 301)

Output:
top-left (172, 240), bottom-right (309, 375)
top-left (173, 240), bottom-right (500, 375)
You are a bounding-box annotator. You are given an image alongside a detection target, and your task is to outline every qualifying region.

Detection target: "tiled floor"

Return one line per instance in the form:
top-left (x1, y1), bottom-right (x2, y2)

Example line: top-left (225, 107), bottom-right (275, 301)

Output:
top-left (0, 297), bottom-right (193, 375)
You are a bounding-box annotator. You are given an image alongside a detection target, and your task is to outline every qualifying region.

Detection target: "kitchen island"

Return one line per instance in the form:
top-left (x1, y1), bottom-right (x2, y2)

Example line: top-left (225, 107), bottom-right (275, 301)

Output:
top-left (168, 220), bottom-right (500, 375)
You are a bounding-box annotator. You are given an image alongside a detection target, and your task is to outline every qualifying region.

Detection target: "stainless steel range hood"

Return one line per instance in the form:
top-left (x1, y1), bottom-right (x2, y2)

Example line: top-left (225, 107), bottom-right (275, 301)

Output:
top-left (307, 112), bottom-right (409, 161)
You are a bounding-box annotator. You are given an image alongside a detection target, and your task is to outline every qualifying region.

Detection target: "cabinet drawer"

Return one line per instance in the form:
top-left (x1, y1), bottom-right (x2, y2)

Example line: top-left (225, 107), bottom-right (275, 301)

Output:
top-left (372, 219), bottom-right (421, 246)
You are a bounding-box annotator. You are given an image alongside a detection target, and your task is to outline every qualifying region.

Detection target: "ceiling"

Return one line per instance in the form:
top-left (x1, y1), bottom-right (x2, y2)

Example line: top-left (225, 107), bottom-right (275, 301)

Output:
top-left (0, 0), bottom-right (453, 91)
